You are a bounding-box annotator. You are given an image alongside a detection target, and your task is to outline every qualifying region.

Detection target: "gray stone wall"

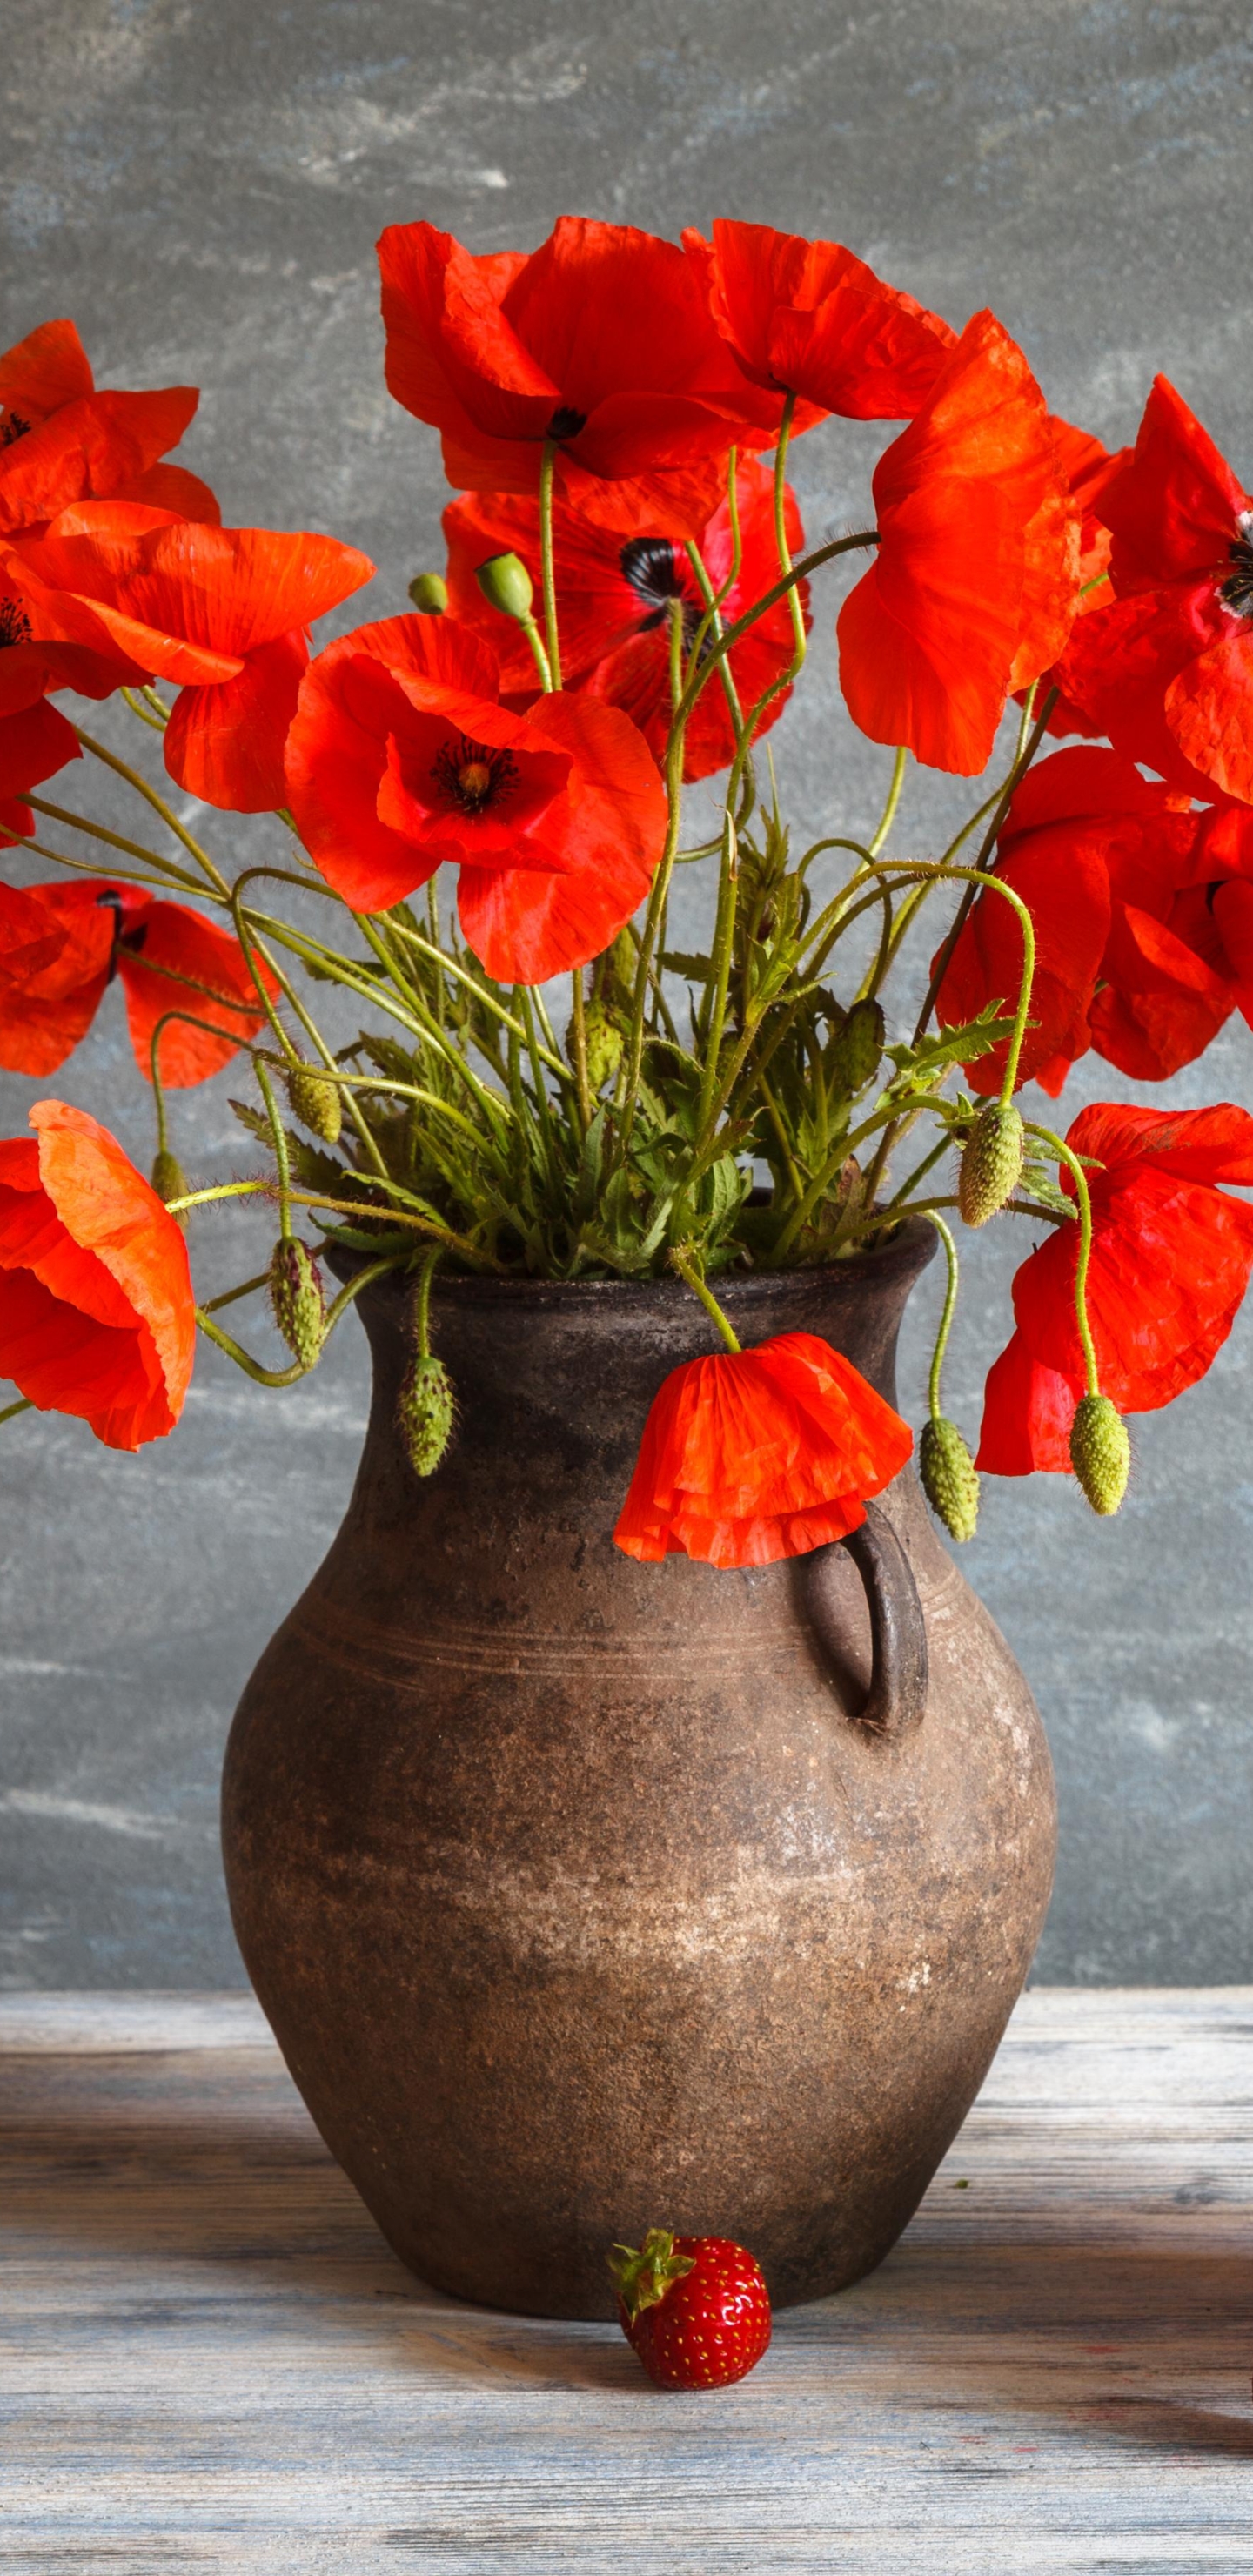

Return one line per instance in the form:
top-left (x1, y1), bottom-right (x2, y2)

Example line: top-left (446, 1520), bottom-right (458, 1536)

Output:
top-left (2, 0), bottom-right (1251, 1986)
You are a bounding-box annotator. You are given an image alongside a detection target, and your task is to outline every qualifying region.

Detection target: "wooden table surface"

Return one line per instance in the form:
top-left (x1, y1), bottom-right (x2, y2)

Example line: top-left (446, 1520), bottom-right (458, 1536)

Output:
top-left (3, 1989), bottom-right (1252, 2573)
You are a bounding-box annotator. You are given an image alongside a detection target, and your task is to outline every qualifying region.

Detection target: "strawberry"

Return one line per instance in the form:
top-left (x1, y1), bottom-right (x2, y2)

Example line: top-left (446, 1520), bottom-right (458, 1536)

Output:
top-left (607, 2227), bottom-right (772, 2389)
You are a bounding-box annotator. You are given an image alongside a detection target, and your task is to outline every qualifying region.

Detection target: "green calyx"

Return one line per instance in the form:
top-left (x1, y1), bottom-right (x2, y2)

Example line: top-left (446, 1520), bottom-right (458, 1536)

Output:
top-left (475, 551), bottom-right (534, 621)
top-left (269, 1238), bottom-right (326, 1369)
top-left (920, 1416), bottom-right (980, 1543)
top-left (958, 1102), bottom-right (1025, 1228)
top-left (285, 1060), bottom-right (343, 1146)
top-left (151, 1147), bottom-right (190, 1223)
top-left (408, 572), bottom-right (447, 614)
top-left (1069, 1392), bottom-right (1130, 1516)
top-left (606, 2227), bottom-right (695, 2322)
top-left (398, 1352), bottom-right (455, 1478)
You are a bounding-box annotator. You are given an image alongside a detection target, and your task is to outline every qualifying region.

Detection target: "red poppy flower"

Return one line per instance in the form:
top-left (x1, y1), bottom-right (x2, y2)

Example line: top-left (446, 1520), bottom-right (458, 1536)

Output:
top-left (935, 746), bottom-right (1215, 1095)
top-left (377, 218), bottom-right (763, 534)
top-left (0, 1098), bottom-right (195, 1450)
top-left (682, 219), bottom-right (956, 432)
top-left (837, 312), bottom-right (1080, 774)
top-left (1050, 378), bottom-right (1253, 803)
top-left (0, 316), bottom-right (218, 538)
top-left (285, 612), bottom-right (666, 983)
top-left (0, 879), bottom-right (274, 1083)
top-left (0, 694), bottom-right (82, 844)
top-left (442, 454), bottom-right (809, 780)
top-left (8, 506), bottom-right (374, 810)
top-left (977, 1101), bottom-right (1253, 1474)
top-left (613, 1330), bottom-right (913, 1568)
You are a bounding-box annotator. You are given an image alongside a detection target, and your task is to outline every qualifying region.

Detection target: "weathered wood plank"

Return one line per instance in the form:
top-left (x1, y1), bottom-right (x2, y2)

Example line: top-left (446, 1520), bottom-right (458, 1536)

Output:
top-left (2, 1989), bottom-right (1252, 2573)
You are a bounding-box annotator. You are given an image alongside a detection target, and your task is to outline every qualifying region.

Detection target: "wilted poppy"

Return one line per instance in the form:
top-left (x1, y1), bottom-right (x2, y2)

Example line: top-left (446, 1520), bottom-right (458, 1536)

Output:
top-left (0, 1098), bottom-right (195, 1450)
top-left (837, 311), bottom-right (1080, 774)
top-left (377, 218), bottom-right (763, 533)
top-left (683, 219), bottom-right (955, 431)
top-left (613, 1330), bottom-right (914, 1568)
top-left (442, 453), bottom-right (809, 778)
top-left (0, 878), bottom-right (273, 1083)
top-left (8, 506), bottom-right (374, 810)
top-left (285, 612), bottom-right (666, 983)
top-left (978, 1101), bottom-right (1253, 1474)
top-left (0, 316), bottom-right (218, 538)
top-left (1052, 378), bottom-right (1253, 804)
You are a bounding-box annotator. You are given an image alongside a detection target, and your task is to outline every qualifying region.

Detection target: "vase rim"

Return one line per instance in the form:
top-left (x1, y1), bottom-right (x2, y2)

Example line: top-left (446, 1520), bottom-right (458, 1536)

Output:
top-left (332, 1213), bottom-right (937, 1307)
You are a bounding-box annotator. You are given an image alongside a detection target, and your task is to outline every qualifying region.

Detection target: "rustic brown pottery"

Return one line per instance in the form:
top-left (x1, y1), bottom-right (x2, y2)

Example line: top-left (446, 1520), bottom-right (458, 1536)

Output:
top-left (222, 1220), bottom-right (1055, 2319)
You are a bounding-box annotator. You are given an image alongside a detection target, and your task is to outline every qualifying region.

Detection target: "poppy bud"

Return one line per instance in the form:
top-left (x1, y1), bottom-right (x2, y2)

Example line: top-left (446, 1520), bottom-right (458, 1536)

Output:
top-left (958, 1103), bottom-right (1024, 1228)
top-left (285, 1061), bottom-right (343, 1147)
top-left (398, 1351), bottom-right (455, 1477)
top-left (919, 1415), bottom-right (980, 1543)
top-left (408, 572), bottom-right (447, 614)
top-left (829, 996), bottom-right (885, 1097)
top-left (269, 1238), bottom-right (325, 1368)
top-left (151, 1147), bottom-right (190, 1224)
top-left (1069, 1392), bottom-right (1130, 1516)
top-left (474, 552), bottom-right (534, 622)
top-left (572, 999), bottom-right (624, 1096)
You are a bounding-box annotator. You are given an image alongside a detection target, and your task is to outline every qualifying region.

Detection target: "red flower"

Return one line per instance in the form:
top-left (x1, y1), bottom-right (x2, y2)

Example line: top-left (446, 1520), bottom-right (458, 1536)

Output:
top-left (978, 1101), bottom-right (1253, 1475)
top-left (0, 879), bottom-right (274, 1083)
top-left (0, 317), bottom-right (218, 538)
top-left (837, 312), bottom-right (1080, 774)
top-left (8, 506), bottom-right (374, 810)
top-left (613, 1331), bottom-right (913, 1568)
top-left (0, 694), bottom-right (82, 845)
top-left (0, 1099), bottom-right (195, 1450)
top-left (377, 218), bottom-right (762, 533)
top-left (935, 746), bottom-right (1216, 1096)
top-left (285, 613), bottom-right (666, 983)
top-left (1052, 379), bottom-right (1253, 803)
top-left (682, 219), bottom-right (955, 431)
top-left (442, 454), bottom-right (809, 780)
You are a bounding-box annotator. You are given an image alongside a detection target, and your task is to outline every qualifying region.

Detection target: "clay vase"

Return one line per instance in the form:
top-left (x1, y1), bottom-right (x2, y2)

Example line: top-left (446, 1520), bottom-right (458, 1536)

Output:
top-left (222, 1220), bottom-right (1055, 2319)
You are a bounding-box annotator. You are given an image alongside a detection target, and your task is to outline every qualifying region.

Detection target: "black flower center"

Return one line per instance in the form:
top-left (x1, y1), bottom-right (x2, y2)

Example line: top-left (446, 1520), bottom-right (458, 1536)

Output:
top-left (546, 405), bottom-right (588, 444)
top-left (619, 537), bottom-right (706, 653)
top-left (432, 733), bottom-right (518, 814)
top-left (0, 413), bottom-right (30, 449)
top-left (1220, 514), bottom-right (1253, 617)
top-left (0, 595), bottom-right (32, 648)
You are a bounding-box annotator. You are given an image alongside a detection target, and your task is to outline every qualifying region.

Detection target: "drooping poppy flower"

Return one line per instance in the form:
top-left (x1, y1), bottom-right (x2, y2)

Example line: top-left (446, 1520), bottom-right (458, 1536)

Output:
top-left (441, 454), bottom-right (809, 779)
top-left (613, 1330), bottom-right (914, 1568)
top-left (0, 316), bottom-right (218, 538)
top-left (377, 218), bottom-right (766, 534)
top-left (0, 694), bottom-right (82, 844)
top-left (837, 312), bottom-right (1081, 774)
top-left (7, 506), bottom-right (374, 810)
top-left (935, 745), bottom-right (1215, 1095)
top-left (0, 1099), bottom-right (195, 1450)
top-left (285, 612), bottom-right (666, 983)
top-left (0, 879), bottom-right (275, 1083)
top-left (1050, 378), bottom-right (1253, 804)
top-left (682, 219), bottom-right (956, 433)
top-left (977, 1101), bottom-right (1253, 1475)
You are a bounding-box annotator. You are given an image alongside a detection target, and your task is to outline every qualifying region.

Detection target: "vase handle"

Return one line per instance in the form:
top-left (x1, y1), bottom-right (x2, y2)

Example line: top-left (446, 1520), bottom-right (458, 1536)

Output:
top-left (805, 1499), bottom-right (928, 1739)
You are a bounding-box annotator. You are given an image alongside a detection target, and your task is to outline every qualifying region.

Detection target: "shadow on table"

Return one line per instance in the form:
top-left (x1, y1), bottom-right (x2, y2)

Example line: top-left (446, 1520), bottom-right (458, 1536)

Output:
top-left (6, 2062), bottom-right (1253, 2430)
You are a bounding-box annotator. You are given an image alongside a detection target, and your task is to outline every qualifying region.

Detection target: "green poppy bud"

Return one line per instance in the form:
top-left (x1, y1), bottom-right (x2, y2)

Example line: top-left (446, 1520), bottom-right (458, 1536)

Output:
top-left (399, 1351), bottom-right (455, 1477)
top-left (151, 1147), bottom-right (189, 1223)
top-left (269, 1238), bottom-right (325, 1369)
top-left (958, 1102), bottom-right (1025, 1228)
top-left (408, 572), bottom-right (447, 614)
top-left (474, 551), bottom-right (534, 621)
top-left (828, 996), bottom-right (885, 1097)
top-left (285, 1061), bottom-right (343, 1146)
top-left (919, 1415), bottom-right (980, 1543)
top-left (1069, 1392), bottom-right (1130, 1516)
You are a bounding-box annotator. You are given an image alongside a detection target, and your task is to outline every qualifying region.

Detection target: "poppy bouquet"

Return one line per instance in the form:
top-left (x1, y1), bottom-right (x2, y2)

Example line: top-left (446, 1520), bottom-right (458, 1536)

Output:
top-left (3, 215), bottom-right (1253, 1566)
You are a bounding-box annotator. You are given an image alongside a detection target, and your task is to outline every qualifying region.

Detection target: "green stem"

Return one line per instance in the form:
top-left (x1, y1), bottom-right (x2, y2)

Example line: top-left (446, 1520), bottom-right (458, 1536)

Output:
top-left (72, 728), bottom-right (231, 898)
top-left (1028, 1125), bottom-right (1100, 1396)
top-left (910, 688), bottom-right (1058, 1047)
top-left (24, 798), bottom-right (211, 896)
top-left (412, 1244), bottom-right (443, 1358)
top-left (567, 972), bottom-right (592, 1133)
top-left (0, 1396), bottom-right (34, 1427)
top-left (200, 1271), bottom-right (271, 1315)
top-left (519, 612), bottom-right (553, 691)
top-left (694, 811), bottom-right (739, 1145)
top-left (539, 439), bottom-right (562, 688)
top-left (254, 1059), bottom-right (292, 1240)
top-left (670, 1247), bottom-right (741, 1354)
top-left (614, 599), bottom-right (691, 1160)
top-left (923, 1213), bottom-right (961, 1421)
top-left (868, 748), bottom-right (907, 856)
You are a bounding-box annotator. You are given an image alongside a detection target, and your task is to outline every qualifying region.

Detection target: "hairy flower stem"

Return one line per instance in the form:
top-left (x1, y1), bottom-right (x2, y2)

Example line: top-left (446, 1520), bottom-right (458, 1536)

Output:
top-left (254, 1059), bottom-right (293, 1239)
top-left (923, 1212), bottom-right (961, 1419)
top-left (567, 973), bottom-right (593, 1132)
top-left (539, 439), bottom-right (562, 688)
top-left (1028, 1124), bottom-right (1102, 1397)
top-left (197, 1250), bottom-right (408, 1385)
top-left (910, 687), bottom-right (1059, 1047)
top-left (695, 812), bottom-right (740, 1145)
top-left (614, 599), bottom-right (691, 1164)
top-left (72, 727), bottom-right (231, 899)
top-left (25, 796), bottom-right (210, 897)
top-left (868, 748), bottom-right (908, 855)
top-left (670, 1247), bottom-right (741, 1354)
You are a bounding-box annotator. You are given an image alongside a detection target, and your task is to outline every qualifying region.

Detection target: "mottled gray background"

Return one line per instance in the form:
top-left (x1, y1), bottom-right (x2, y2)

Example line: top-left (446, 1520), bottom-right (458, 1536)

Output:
top-left (2, 0), bottom-right (1251, 1988)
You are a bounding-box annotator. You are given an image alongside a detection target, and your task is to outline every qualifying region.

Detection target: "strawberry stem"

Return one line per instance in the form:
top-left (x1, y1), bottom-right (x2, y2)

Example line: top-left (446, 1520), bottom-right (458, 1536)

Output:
top-left (606, 2228), bottom-right (696, 2320)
